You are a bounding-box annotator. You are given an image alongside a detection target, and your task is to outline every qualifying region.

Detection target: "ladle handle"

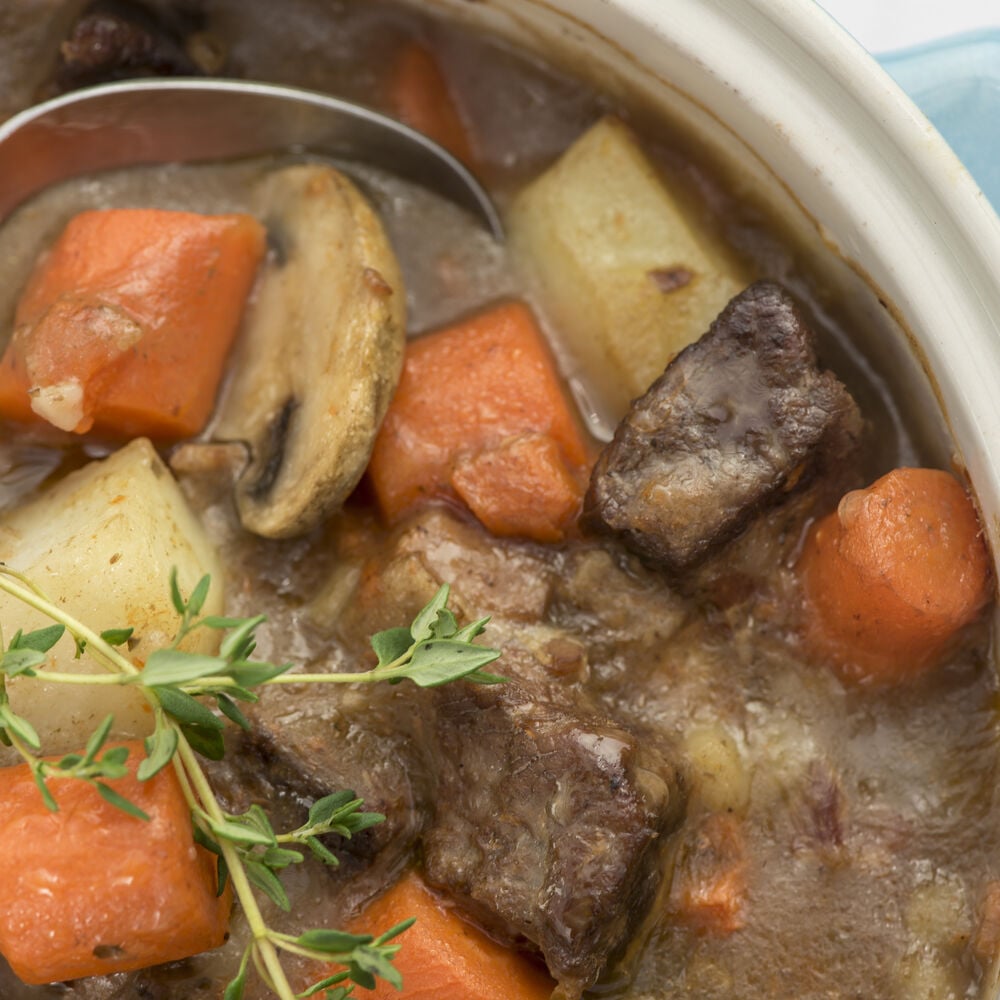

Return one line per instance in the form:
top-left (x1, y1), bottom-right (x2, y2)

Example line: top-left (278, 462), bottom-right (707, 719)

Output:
top-left (0, 78), bottom-right (504, 239)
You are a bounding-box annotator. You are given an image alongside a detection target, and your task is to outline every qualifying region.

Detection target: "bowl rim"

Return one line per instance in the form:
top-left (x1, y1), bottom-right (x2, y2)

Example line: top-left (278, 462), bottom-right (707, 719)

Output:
top-left (515, 0), bottom-right (1000, 547)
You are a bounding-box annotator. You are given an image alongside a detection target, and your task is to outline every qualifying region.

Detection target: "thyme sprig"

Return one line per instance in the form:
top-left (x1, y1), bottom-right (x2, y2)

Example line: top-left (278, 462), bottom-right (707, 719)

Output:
top-left (0, 565), bottom-right (503, 1000)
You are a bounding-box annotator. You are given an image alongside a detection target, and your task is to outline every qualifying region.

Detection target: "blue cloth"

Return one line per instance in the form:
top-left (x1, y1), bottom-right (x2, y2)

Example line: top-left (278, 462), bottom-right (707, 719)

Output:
top-left (880, 30), bottom-right (1000, 210)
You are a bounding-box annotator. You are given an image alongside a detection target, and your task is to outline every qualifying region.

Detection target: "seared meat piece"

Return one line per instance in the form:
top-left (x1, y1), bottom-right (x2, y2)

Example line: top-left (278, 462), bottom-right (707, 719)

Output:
top-left (204, 507), bottom-right (688, 997)
top-left (585, 281), bottom-right (863, 574)
top-left (339, 506), bottom-right (561, 640)
top-left (232, 681), bottom-right (435, 875)
top-left (423, 658), bottom-right (686, 998)
top-left (358, 510), bottom-right (690, 996)
top-left (56, 0), bottom-right (205, 91)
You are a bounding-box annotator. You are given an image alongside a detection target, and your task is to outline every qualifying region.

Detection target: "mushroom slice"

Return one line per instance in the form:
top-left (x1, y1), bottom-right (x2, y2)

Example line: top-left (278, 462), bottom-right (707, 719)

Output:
top-left (215, 163), bottom-right (405, 538)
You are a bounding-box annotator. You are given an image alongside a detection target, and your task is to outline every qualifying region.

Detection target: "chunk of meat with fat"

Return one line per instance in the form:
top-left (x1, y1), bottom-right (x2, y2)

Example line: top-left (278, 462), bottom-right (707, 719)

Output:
top-left (360, 509), bottom-right (687, 995)
top-left (56, 0), bottom-right (207, 91)
top-left (423, 659), bottom-right (686, 997)
top-left (235, 508), bottom-right (688, 997)
top-left (585, 281), bottom-right (863, 574)
top-left (234, 681), bottom-right (436, 881)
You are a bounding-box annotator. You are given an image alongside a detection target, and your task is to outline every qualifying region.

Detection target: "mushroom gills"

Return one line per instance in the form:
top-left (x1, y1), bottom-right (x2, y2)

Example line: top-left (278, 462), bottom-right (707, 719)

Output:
top-left (214, 162), bottom-right (406, 538)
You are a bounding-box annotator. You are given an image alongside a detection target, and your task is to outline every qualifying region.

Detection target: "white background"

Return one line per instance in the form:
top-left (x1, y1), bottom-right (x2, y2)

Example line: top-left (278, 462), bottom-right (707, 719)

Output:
top-left (815, 0), bottom-right (999, 53)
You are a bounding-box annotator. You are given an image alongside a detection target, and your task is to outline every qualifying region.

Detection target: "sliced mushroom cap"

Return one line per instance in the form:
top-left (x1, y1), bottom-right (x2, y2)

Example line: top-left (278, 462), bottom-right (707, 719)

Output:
top-left (215, 163), bottom-right (405, 538)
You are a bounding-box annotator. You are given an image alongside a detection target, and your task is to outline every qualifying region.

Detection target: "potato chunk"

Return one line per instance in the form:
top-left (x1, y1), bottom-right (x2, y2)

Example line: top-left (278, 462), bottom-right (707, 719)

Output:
top-left (0, 438), bottom-right (222, 753)
top-left (508, 117), bottom-right (748, 419)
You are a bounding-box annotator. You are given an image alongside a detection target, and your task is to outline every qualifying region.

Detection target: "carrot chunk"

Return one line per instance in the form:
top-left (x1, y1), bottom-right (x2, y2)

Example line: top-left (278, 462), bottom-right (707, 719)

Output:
top-left (973, 881), bottom-right (1000, 964)
top-left (0, 208), bottom-right (265, 439)
top-left (672, 813), bottom-right (748, 935)
top-left (451, 433), bottom-right (584, 543)
top-left (368, 301), bottom-right (590, 542)
top-left (349, 872), bottom-right (554, 1000)
top-left (388, 40), bottom-right (475, 167)
top-left (0, 740), bottom-right (230, 985)
top-left (797, 467), bottom-right (993, 685)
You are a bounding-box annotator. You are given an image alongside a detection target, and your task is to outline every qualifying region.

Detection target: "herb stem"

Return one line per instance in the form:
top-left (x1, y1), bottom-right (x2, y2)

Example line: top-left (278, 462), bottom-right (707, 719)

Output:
top-left (4, 725), bottom-right (40, 769)
top-left (269, 939), bottom-right (317, 961)
top-left (251, 944), bottom-right (279, 995)
top-left (21, 670), bottom-right (138, 686)
top-left (0, 569), bottom-right (139, 678)
top-left (270, 650), bottom-right (499, 687)
top-left (270, 937), bottom-right (347, 964)
top-left (268, 669), bottom-right (398, 685)
top-left (274, 828), bottom-right (321, 845)
top-left (267, 647), bottom-right (419, 686)
top-left (169, 736), bottom-right (199, 802)
top-left (173, 738), bottom-right (298, 1000)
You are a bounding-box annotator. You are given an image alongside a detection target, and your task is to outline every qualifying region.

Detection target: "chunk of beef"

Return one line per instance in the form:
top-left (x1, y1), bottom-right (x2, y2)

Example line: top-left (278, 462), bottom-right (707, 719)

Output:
top-left (231, 680), bottom-right (436, 880)
top-left (585, 281), bottom-right (863, 575)
top-left (187, 505), bottom-right (689, 997)
top-left (343, 511), bottom-right (688, 995)
top-left (344, 506), bottom-right (689, 656)
top-left (423, 658), bottom-right (686, 998)
top-left (355, 506), bottom-right (559, 630)
top-left (56, 0), bottom-right (206, 91)
top-left (234, 507), bottom-right (687, 996)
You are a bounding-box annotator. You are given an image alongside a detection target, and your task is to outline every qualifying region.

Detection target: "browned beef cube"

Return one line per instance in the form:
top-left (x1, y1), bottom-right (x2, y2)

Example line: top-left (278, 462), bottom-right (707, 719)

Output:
top-left (423, 666), bottom-right (686, 998)
top-left (585, 281), bottom-right (863, 574)
top-left (231, 681), bottom-right (435, 873)
top-left (56, 0), bottom-right (204, 91)
top-left (227, 508), bottom-right (687, 997)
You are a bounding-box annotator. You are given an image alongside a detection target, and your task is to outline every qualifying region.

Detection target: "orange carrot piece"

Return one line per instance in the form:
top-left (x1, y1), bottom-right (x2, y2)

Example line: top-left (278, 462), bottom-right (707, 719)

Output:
top-left (368, 301), bottom-right (590, 542)
top-left (0, 740), bottom-right (230, 985)
top-left (451, 433), bottom-right (584, 543)
top-left (672, 813), bottom-right (748, 935)
top-left (974, 881), bottom-right (1000, 964)
top-left (348, 872), bottom-right (554, 1000)
top-left (388, 40), bottom-right (475, 167)
top-left (0, 208), bottom-right (265, 439)
top-left (797, 467), bottom-right (993, 685)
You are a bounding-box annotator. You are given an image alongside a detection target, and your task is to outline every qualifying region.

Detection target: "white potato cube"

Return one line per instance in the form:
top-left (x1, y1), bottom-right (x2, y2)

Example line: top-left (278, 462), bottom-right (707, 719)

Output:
top-left (0, 438), bottom-right (223, 754)
top-left (508, 117), bottom-right (749, 420)
top-left (683, 724), bottom-right (751, 816)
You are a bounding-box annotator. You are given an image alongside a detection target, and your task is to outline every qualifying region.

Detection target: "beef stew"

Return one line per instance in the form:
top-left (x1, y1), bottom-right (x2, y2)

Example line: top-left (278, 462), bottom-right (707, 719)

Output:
top-left (0, 2), bottom-right (997, 999)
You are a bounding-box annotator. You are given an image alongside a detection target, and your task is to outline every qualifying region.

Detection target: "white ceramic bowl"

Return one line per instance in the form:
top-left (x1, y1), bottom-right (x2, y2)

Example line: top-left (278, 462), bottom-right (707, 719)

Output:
top-left (427, 0), bottom-right (1000, 553)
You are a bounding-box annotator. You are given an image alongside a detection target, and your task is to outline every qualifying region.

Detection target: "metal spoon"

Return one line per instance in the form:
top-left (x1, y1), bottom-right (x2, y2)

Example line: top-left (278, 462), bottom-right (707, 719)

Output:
top-left (0, 77), bottom-right (503, 238)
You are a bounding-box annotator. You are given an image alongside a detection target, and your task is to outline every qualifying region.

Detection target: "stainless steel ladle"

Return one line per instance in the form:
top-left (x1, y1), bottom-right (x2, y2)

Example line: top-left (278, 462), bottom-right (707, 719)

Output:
top-left (0, 77), bottom-right (503, 238)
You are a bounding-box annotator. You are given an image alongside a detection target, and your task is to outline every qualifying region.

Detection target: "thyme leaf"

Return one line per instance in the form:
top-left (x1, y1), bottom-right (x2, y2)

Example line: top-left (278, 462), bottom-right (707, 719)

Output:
top-left (10, 624), bottom-right (65, 653)
top-left (350, 583), bottom-right (503, 687)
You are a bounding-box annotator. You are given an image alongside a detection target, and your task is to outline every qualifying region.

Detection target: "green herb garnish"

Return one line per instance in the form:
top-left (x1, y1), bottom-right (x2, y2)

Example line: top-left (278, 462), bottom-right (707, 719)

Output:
top-left (0, 565), bottom-right (502, 1000)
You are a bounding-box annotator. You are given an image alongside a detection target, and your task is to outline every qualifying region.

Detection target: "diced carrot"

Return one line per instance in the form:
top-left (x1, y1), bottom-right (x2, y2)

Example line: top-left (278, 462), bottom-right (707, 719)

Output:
top-left (0, 739), bottom-right (230, 984)
top-left (368, 301), bottom-right (591, 542)
top-left (387, 40), bottom-right (475, 167)
top-left (346, 872), bottom-right (554, 1000)
top-left (0, 208), bottom-right (266, 439)
top-left (973, 880), bottom-right (1000, 964)
top-left (672, 813), bottom-right (748, 935)
top-left (451, 433), bottom-right (585, 543)
top-left (797, 467), bottom-right (993, 685)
